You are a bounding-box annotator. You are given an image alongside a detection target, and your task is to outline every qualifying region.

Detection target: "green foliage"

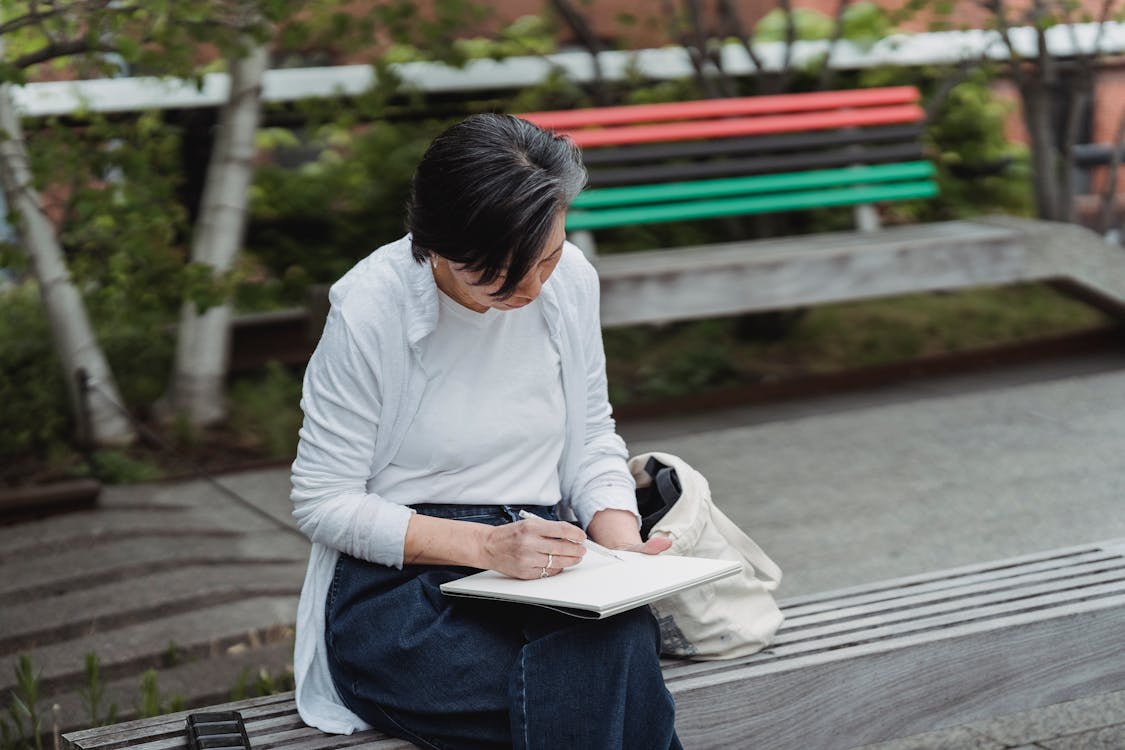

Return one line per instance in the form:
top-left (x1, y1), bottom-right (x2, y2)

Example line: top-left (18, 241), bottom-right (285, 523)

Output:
top-left (161, 641), bottom-right (183, 669)
top-left (0, 1), bottom-right (306, 84)
top-left (383, 14), bottom-right (555, 64)
top-left (248, 112), bottom-right (448, 284)
top-left (754, 8), bottom-right (835, 42)
top-left (0, 654), bottom-right (43, 750)
top-left (840, 2), bottom-right (893, 45)
top-left (135, 670), bottom-right (183, 720)
top-left (27, 111), bottom-right (184, 408)
top-left (604, 284), bottom-right (1107, 405)
top-left (88, 450), bottom-right (164, 484)
top-left (79, 653), bottom-right (119, 729)
top-left (368, 0), bottom-right (492, 66)
top-left (31, 111), bottom-right (188, 314)
top-left (230, 665), bottom-right (296, 701)
top-left (858, 66), bottom-right (1034, 221)
top-left (229, 362), bottom-right (304, 460)
top-left (0, 286), bottom-right (69, 473)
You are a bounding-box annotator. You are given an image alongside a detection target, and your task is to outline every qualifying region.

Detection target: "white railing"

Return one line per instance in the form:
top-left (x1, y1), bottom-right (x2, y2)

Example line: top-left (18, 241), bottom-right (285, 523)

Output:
top-left (10, 22), bottom-right (1125, 117)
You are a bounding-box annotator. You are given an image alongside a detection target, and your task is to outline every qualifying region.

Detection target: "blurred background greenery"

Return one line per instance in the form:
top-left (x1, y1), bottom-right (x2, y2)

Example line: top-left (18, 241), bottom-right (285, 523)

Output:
top-left (0, 0), bottom-right (1114, 488)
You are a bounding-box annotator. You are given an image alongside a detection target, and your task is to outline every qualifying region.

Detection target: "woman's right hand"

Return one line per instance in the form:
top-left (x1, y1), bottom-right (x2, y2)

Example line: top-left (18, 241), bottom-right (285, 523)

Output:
top-left (482, 515), bottom-right (587, 579)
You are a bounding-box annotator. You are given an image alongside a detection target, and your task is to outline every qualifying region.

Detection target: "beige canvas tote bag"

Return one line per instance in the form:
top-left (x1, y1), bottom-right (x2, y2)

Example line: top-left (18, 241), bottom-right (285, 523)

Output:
top-left (629, 451), bottom-right (784, 660)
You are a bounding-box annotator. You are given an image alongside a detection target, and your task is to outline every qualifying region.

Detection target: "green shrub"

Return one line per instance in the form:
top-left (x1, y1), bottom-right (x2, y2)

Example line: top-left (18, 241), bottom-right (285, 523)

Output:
top-left (0, 287), bottom-right (71, 481)
top-left (88, 450), bottom-right (164, 484)
top-left (229, 361), bottom-right (304, 459)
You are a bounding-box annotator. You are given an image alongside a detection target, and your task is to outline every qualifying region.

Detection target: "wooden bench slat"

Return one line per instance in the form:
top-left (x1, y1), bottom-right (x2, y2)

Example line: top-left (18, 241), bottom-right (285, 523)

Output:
top-left (775, 571), bottom-right (1125, 647)
top-left (520, 86), bottom-right (920, 129)
top-left (668, 596), bottom-right (1125, 749)
top-left (587, 141), bottom-right (925, 188)
top-left (781, 550), bottom-right (1125, 622)
top-left (782, 540), bottom-right (1125, 610)
top-left (560, 104), bottom-right (925, 148)
top-left (574, 161), bottom-right (936, 209)
top-left (566, 180), bottom-right (938, 230)
top-left (667, 589), bottom-right (1125, 687)
top-left (63, 695), bottom-right (296, 747)
top-left (666, 579), bottom-right (1125, 682)
top-left (581, 123), bottom-right (923, 166)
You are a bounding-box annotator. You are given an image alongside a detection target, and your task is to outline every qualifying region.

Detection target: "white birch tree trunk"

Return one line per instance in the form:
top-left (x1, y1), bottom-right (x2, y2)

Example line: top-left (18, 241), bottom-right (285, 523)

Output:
top-left (0, 82), bottom-right (135, 446)
top-left (167, 42), bottom-right (269, 426)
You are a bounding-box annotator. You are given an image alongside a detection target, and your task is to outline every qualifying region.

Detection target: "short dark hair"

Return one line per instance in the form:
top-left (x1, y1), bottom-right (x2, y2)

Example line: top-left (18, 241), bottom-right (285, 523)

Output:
top-left (408, 113), bottom-right (586, 299)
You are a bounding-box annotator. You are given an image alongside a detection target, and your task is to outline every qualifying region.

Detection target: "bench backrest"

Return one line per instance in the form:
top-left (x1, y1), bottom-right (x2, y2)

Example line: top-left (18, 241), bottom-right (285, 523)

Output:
top-left (519, 87), bottom-right (937, 234)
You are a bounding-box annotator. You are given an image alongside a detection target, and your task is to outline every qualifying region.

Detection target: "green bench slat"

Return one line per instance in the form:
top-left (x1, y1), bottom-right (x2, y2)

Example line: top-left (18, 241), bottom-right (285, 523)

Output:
top-left (572, 161), bottom-right (936, 210)
top-left (565, 181), bottom-right (939, 231)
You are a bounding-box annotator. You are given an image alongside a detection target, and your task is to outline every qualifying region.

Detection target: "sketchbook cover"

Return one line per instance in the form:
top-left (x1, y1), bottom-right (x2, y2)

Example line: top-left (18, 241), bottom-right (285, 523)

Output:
top-left (439, 550), bottom-right (740, 619)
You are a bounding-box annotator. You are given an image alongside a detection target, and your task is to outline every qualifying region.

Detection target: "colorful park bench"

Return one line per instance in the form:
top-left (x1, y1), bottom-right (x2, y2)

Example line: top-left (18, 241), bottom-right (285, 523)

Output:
top-left (515, 89), bottom-right (1125, 327)
top-left (520, 86), bottom-right (937, 255)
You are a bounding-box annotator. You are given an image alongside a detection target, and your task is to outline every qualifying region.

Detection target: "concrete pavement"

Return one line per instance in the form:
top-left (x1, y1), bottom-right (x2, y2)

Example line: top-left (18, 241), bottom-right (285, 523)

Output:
top-left (619, 350), bottom-right (1125, 749)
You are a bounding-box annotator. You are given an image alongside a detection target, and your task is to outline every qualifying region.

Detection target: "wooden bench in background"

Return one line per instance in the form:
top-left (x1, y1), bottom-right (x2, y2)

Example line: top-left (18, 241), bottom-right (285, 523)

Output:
top-left (516, 91), bottom-right (1125, 328)
top-left (63, 537), bottom-right (1125, 750)
top-left (521, 86), bottom-right (937, 256)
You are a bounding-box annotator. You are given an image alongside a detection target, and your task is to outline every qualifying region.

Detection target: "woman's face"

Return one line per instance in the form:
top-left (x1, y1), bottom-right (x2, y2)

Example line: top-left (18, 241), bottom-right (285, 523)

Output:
top-left (445, 213), bottom-right (567, 311)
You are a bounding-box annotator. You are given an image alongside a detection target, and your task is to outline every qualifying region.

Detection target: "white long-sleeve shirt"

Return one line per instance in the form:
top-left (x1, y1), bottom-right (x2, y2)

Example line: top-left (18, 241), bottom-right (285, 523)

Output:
top-left (289, 235), bottom-right (639, 734)
top-left (368, 286), bottom-right (566, 506)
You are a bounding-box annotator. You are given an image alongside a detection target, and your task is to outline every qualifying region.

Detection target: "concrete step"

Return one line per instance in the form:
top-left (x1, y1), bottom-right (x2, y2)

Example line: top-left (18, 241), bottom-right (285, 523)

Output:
top-left (1, 562), bottom-right (305, 654)
top-left (0, 595), bottom-right (297, 698)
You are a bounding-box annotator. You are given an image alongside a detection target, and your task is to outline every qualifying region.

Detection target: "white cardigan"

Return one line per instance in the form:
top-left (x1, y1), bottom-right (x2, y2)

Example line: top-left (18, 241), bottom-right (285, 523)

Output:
top-left (289, 235), bottom-right (639, 734)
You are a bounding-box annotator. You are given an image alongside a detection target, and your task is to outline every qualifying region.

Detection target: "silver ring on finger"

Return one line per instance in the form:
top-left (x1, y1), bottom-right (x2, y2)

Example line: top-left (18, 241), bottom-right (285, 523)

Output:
top-left (546, 553), bottom-right (554, 570)
top-left (539, 566), bottom-right (549, 578)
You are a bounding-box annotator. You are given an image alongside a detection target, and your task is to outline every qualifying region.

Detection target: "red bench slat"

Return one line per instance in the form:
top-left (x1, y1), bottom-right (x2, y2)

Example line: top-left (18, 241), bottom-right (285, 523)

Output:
top-left (519, 87), bottom-right (920, 130)
top-left (558, 104), bottom-right (925, 148)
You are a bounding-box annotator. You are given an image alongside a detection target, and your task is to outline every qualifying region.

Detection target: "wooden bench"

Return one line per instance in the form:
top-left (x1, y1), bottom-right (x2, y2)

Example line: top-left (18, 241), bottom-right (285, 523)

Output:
top-left (516, 92), bottom-right (1125, 327)
top-left (63, 537), bottom-right (1125, 750)
top-left (520, 86), bottom-right (937, 257)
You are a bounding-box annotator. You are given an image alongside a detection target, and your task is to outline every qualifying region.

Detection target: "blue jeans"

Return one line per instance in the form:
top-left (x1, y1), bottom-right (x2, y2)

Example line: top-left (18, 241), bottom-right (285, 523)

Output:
top-left (325, 503), bottom-right (683, 750)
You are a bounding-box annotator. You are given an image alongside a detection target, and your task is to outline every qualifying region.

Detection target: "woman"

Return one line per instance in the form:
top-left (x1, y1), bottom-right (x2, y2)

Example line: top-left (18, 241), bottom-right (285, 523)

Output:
top-left (290, 113), bottom-right (682, 750)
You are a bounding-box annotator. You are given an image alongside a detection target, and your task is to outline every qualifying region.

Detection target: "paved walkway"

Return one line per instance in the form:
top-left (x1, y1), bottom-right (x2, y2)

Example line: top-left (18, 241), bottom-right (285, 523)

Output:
top-left (621, 351), bottom-right (1125, 749)
top-left (5, 351), bottom-right (1125, 747)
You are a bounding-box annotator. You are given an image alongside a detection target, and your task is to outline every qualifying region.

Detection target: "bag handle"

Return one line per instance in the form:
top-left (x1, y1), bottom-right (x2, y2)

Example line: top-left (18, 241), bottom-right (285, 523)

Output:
top-left (708, 502), bottom-right (782, 585)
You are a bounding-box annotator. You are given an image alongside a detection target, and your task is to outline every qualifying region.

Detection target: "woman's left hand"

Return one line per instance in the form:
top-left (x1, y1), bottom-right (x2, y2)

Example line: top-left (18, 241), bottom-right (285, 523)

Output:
top-left (587, 508), bottom-right (672, 556)
top-left (618, 536), bottom-right (673, 555)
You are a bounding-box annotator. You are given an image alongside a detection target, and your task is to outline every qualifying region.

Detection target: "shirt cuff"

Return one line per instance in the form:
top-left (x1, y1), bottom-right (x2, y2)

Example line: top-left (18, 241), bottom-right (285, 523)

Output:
top-left (570, 480), bottom-right (640, 529)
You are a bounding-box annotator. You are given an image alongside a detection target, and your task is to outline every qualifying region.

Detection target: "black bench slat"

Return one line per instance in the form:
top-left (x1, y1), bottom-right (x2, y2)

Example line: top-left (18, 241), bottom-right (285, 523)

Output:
top-left (588, 142), bottom-right (925, 187)
top-left (580, 123), bottom-right (924, 166)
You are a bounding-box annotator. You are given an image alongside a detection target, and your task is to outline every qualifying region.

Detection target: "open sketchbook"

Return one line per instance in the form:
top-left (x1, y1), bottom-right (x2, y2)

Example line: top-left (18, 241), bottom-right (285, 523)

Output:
top-left (440, 549), bottom-right (740, 619)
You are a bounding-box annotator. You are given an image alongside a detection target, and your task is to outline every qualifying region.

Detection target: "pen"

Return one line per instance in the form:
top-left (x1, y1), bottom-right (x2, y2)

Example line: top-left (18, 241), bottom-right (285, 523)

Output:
top-left (516, 509), bottom-right (625, 561)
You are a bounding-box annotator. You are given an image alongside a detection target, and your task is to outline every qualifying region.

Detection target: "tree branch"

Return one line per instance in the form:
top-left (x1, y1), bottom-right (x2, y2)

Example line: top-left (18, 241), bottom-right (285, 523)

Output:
top-left (716, 0), bottom-right (767, 76)
top-left (14, 37), bottom-right (115, 69)
top-left (0, 5), bottom-right (70, 37)
top-left (547, 0), bottom-right (611, 105)
top-left (817, 0), bottom-right (854, 91)
top-left (984, 0), bottom-right (1027, 88)
top-left (778, 0), bottom-right (796, 77)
